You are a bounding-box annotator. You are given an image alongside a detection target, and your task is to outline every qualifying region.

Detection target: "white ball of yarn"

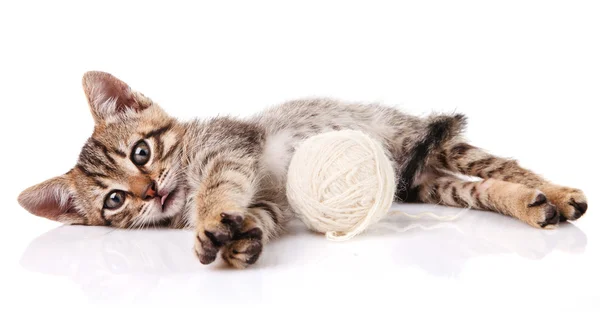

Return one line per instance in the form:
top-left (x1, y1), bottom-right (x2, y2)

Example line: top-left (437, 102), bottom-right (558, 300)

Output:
top-left (286, 130), bottom-right (396, 241)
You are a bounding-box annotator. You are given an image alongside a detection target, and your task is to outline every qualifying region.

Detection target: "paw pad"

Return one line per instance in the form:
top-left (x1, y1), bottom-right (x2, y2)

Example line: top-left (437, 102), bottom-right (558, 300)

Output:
top-left (539, 204), bottom-right (559, 228)
top-left (204, 230), bottom-right (231, 247)
top-left (569, 200), bottom-right (588, 219)
top-left (221, 212), bottom-right (243, 229)
top-left (528, 193), bottom-right (547, 207)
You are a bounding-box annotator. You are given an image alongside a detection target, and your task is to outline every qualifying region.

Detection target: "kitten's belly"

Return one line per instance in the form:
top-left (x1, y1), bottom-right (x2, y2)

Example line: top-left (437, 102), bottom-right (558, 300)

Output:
top-left (259, 129), bottom-right (298, 187)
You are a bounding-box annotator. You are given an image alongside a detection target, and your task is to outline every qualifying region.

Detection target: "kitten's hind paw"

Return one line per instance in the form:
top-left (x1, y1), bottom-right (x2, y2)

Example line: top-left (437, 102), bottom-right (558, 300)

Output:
top-left (497, 186), bottom-right (559, 229)
top-left (540, 185), bottom-right (588, 221)
top-left (523, 192), bottom-right (560, 229)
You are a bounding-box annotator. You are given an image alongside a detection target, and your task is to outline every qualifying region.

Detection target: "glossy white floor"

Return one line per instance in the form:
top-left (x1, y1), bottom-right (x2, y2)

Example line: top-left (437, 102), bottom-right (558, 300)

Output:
top-left (4, 196), bottom-right (599, 315)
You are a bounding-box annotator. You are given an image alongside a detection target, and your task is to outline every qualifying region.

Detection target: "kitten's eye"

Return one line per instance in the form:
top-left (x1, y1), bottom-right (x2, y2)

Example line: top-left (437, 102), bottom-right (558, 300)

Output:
top-left (104, 190), bottom-right (126, 210)
top-left (131, 140), bottom-right (151, 165)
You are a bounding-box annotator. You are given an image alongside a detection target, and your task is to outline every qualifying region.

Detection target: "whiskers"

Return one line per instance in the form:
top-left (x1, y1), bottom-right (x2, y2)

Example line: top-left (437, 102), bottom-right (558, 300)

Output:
top-left (129, 203), bottom-right (154, 230)
top-left (129, 204), bottom-right (171, 230)
top-left (159, 164), bottom-right (186, 192)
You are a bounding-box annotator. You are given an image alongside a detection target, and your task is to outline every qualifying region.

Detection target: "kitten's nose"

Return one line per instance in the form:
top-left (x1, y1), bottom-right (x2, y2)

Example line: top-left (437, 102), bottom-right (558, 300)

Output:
top-left (142, 181), bottom-right (157, 200)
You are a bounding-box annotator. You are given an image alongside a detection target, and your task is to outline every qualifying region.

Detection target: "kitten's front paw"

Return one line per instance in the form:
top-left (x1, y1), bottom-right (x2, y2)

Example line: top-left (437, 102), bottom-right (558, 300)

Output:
top-left (540, 185), bottom-right (588, 221)
top-left (194, 211), bottom-right (264, 268)
top-left (194, 211), bottom-right (244, 265)
top-left (222, 226), bottom-right (264, 269)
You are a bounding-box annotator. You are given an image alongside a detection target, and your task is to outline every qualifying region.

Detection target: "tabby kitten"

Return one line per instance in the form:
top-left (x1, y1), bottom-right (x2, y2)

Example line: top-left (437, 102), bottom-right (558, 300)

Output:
top-left (18, 71), bottom-right (588, 268)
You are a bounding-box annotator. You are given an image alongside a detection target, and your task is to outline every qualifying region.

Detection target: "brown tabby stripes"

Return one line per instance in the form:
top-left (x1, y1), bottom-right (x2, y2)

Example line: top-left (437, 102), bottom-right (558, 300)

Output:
top-left (17, 71), bottom-right (588, 270)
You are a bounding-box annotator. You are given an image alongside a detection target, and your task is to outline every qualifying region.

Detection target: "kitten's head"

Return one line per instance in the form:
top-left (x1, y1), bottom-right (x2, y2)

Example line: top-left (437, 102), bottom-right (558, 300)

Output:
top-left (18, 71), bottom-right (186, 228)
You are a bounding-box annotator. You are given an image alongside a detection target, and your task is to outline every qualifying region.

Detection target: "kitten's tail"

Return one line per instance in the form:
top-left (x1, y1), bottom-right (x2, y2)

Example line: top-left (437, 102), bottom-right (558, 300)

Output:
top-left (395, 113), bottom-right (467, 201)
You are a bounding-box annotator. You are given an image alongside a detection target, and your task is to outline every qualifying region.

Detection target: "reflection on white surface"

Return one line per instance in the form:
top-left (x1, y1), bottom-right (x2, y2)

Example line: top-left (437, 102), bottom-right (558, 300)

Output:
top-left (20, 204), bottom-right (587, 304)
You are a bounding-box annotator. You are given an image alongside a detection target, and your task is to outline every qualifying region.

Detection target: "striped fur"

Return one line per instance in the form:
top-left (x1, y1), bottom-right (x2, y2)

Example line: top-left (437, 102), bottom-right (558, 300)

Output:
top-left (18, 71), bottom-right (588, 268)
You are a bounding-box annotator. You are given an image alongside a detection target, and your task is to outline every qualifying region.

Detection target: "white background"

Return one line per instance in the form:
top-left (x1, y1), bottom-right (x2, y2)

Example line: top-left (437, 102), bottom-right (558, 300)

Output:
top-left (0, 0), bottom-right (598, 317)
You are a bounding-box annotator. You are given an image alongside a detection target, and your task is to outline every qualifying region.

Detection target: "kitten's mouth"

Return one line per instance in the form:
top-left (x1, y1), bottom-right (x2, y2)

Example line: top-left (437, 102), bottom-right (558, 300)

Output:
top-left (158, 187), bottom-right (179, 212)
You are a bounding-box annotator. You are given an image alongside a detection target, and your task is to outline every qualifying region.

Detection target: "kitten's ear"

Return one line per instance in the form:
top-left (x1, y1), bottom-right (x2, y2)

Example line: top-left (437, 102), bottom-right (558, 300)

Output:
top-left (82, 71), bottom-right (149, 123)
top-left (18, 175), bottom-right (85, 224)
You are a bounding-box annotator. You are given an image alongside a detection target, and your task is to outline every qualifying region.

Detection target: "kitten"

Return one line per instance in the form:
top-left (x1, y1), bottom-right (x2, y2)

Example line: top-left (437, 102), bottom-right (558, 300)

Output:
top-left (18, 71), bottom-right (588, 268)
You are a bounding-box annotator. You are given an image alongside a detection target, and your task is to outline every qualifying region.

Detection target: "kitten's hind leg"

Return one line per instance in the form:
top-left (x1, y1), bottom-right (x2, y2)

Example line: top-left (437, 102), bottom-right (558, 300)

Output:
top-left (415, 172), bottom-right (560, 228)
top-left (436, 142), bottom-right (588, 222)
